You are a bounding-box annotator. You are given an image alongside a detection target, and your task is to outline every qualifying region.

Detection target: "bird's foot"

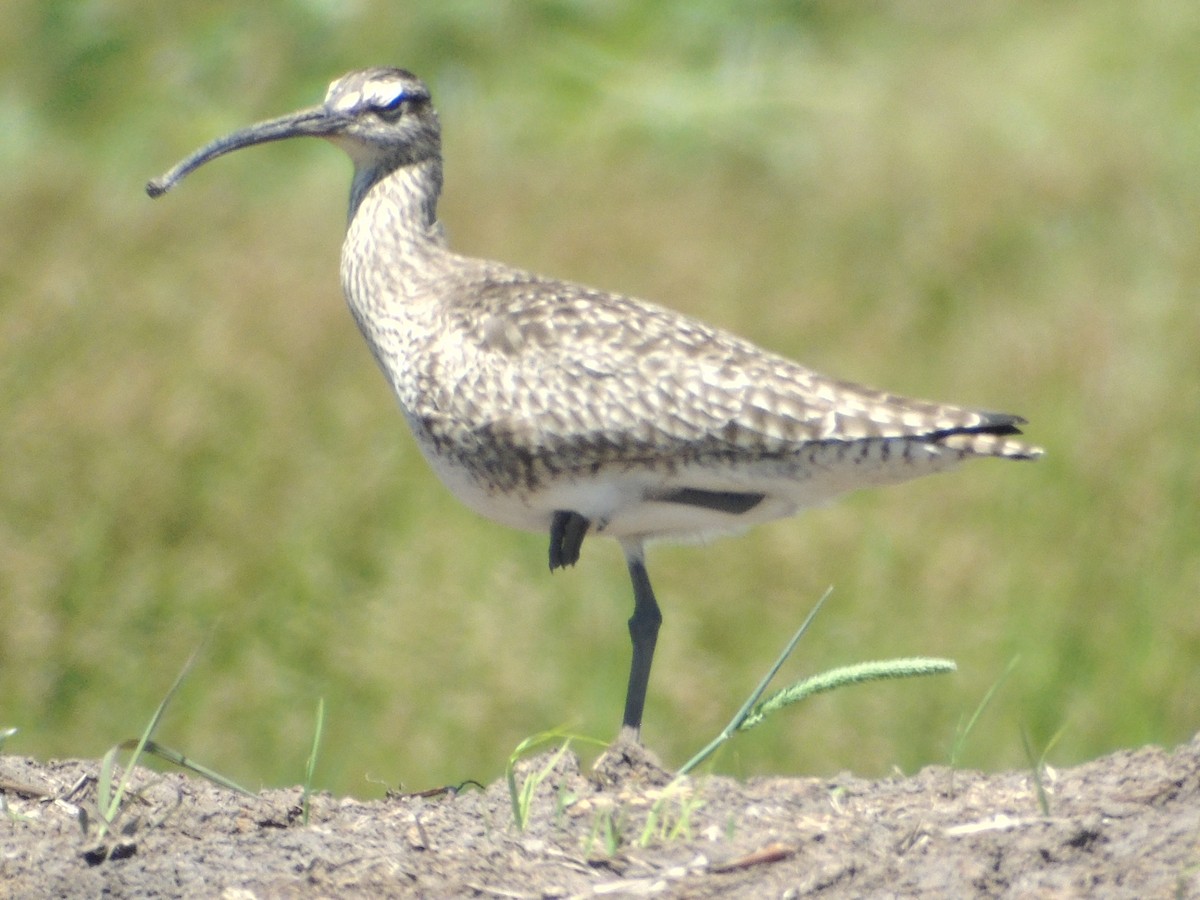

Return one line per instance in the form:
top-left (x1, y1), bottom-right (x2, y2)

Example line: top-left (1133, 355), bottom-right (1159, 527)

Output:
top-left (590, 726), bottom-right (672, 789)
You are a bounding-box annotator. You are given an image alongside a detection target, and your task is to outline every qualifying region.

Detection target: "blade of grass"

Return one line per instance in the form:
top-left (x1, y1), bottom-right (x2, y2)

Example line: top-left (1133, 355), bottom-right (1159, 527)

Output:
top-left (679, 586), bottom-right (833, 775)
top-left (127, 739), bottom-right (254, 796)
top-left (1022, 720), bottom-right (1068, 817)
top-left (1020, 727), bottom-right (1050, 816)
top-left (506, 728), bottom-right (604, 829)
top-left (952, 655), bottom-right (1020, 769)
top-left (95, 645), bottom-right (202, 840)
top-left (680, 587), bottom-right (957, 775)
top-left (302, 697), bottom-right (326, 825)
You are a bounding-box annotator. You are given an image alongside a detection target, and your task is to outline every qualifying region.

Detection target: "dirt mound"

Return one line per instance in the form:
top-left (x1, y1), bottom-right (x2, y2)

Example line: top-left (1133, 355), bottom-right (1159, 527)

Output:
top-left (3, 735), bottom-right (1198, 897)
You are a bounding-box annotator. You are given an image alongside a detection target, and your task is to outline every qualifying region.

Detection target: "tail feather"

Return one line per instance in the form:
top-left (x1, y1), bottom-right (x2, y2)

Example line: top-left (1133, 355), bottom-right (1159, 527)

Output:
top-left (933, 413), bottom-right (1043, 460)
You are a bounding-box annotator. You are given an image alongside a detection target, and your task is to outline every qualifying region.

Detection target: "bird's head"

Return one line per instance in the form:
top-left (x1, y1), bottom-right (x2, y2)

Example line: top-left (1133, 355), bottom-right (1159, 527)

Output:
top-left (147, 68), bottom-right (440, 200)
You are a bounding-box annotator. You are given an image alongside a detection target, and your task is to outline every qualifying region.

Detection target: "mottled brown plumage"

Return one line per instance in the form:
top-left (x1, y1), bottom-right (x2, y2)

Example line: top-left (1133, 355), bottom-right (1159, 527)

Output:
top-left (149, 67), bottom-right (1041, 740)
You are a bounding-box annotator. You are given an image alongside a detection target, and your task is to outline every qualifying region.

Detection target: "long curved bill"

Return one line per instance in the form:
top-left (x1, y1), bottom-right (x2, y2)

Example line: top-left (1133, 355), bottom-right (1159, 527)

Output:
top-left (146, 105), bottom-right (347, 198)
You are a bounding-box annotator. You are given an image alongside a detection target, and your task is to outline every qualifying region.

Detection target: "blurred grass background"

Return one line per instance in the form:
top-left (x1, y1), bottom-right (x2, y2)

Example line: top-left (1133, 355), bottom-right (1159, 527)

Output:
top-left (2, 0), bottom-right (1197, 796)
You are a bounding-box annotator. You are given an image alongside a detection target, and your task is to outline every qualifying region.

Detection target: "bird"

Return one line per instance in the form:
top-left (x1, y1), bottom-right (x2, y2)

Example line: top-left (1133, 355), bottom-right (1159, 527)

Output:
top-left (147, 67), bottom-right (1041, 744)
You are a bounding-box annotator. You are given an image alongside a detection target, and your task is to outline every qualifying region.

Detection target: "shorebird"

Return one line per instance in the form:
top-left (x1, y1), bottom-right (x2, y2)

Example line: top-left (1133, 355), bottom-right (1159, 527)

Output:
top-left (148, 68), bottom-right (1041, 742)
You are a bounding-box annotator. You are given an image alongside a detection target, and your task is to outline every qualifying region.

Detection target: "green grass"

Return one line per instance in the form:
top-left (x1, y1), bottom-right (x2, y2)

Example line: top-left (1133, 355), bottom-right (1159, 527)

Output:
top-left (301, 697), bottom-right (325, 825)
top-left (505, 730), bottom-right (585, 831)
top-left (678, 586), bottom-right (956, 774)
top-left (2, 2), bottom-right (1198, 796)
top-left (81, 648), bottom-right (252, 859)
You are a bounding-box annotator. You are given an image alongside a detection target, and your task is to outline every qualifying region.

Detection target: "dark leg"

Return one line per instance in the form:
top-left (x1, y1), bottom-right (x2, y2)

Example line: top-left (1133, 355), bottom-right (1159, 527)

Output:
top-left (548, 510), bottom-right (590, 571)
top-left (620, 540), bottom-right (662, 738)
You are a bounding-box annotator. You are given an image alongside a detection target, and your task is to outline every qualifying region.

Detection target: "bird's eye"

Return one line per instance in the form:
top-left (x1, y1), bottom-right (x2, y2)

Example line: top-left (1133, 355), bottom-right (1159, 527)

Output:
top-left (374, 93), bottom-right (407, 121)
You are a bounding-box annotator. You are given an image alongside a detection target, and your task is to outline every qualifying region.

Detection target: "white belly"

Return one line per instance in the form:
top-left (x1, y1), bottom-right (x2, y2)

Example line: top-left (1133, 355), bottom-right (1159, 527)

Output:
top-left (409, 421), bottom-right (963, 544)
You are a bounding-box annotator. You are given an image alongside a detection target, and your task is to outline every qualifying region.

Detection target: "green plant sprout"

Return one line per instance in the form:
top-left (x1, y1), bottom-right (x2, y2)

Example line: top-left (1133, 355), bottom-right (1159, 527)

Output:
top-left (506, 728), bottom-right (604, 830)
top-left (951, 655), bottom-right (1020, 774)
top-left (301, 697), bottom-right (326, 826)
top-left (637, 778), bottom-right (704, 847)
top-left (1022, 721), bottom-right (1067, 816)
top-left (83, 648), bottom-right (252, 860)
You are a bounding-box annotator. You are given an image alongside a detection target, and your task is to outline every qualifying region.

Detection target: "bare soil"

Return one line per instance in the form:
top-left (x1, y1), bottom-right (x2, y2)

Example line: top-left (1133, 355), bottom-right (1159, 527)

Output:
top-left (3, 734), bottom-right (1198, 898)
